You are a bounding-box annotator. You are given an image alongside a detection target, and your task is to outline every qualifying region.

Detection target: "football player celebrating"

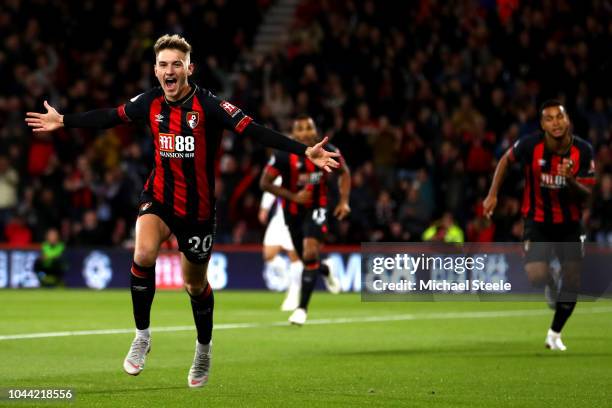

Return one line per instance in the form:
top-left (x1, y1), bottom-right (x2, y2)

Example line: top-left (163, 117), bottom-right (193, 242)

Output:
top-left (26, 34), bottom-right (340, 387)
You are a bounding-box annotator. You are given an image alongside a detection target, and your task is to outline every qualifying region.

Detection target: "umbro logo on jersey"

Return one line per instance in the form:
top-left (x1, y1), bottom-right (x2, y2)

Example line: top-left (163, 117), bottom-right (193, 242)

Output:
top-left (155, 114), bottom-right (165, 122)
top-left (538, 159), bottom-right (546, 166)
top-left (187, 111), bottom-right (199, 129)
top-left (140, 202), bottom-right (153, 212)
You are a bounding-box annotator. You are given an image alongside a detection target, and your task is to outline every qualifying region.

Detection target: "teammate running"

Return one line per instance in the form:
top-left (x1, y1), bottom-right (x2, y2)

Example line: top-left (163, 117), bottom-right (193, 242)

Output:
top-left (25, 34), bottom-right (340, 387)
top-left (483, 100), bottom-right (595, 351)
top-left (259, 177), bottom-right (303, 311)
top-left (260, 114), bottom-right (350, 325)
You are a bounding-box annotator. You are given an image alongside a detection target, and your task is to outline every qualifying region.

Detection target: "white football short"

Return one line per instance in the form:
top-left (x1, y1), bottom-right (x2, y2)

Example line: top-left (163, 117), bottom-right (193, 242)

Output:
top-left (263, 206), bottom-right (295, 251)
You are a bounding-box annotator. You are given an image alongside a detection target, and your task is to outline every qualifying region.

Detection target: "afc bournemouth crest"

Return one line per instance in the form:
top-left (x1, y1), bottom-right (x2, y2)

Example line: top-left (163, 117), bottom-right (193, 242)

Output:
top-left (187, 111), bottom-right (199, 129)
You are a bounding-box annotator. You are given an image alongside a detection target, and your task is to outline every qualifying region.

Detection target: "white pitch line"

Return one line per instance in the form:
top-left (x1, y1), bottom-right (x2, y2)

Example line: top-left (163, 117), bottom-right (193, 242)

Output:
top-left (1, 307), bottom-right (611, 342)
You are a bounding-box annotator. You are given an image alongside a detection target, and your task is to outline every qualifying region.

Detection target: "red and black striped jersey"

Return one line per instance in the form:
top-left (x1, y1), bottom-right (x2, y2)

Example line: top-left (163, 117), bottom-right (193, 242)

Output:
top-left (265, 144), bottom-right (344, 216)
top-left (508, 133), bottom-right (596, 224)
top-left (117, 83), bottom-right (253, 221)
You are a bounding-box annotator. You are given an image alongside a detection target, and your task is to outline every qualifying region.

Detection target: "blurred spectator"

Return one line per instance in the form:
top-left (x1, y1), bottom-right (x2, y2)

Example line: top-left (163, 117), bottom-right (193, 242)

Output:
top-left (466, 201), bottom-right (496, 242)
top-left (74, 210), bottom-right (106, 246)
top-left (34, 228), bottom-right (67, 287)
top-left (422, 212), bottom-right (465, 244)
top-left (398, 180), bottom-right (432, 241)
top-left (0, 155), bottom-right (18, 236)
top-left (4, 214), bottom-right (32, 246)
top-left (491, 197), bottom-right (522, 242)
top-left (2, 0), bottom-right (612, 246)
top-left (590, 173), bottom-right (612, 244)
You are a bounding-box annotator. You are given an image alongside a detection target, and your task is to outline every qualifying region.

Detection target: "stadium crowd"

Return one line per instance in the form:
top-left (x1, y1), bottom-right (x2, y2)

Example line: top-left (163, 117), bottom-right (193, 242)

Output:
top-left (1, 0), bottom-right (612, 247)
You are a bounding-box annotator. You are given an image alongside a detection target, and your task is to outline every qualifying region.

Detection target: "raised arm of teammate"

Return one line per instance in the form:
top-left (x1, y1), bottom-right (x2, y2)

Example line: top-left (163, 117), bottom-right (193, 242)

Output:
top-left (557, 158), bottom-right (593, 198)
top-left (259, 168), bottom-right (312, 206)
top-left (260, 153), bottom-right (313, 205)
top-left (333, 152), bottom-right (351, 220)
top-left (483, 149), bottom-right (511, 219)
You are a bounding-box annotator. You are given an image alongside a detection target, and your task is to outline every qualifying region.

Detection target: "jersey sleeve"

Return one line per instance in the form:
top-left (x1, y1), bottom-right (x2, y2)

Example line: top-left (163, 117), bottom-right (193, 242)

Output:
top-left (201, 91), bottom-right (253, 134)
top-left (260, 176), bottom-right (282, 210)
top-left (575, 144), bottom-right (596, 185)
top-left (119, 91), bottom-right (152, 123)
top-left (507, 137), bottom-right (530, 164)
top-left (264, 153), bottom-right (289, 179)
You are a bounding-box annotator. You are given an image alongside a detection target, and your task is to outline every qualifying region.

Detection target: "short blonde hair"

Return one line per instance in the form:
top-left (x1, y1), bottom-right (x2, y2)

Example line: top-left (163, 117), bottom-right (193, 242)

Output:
top-left (154, 34), bottom-right (192, 57)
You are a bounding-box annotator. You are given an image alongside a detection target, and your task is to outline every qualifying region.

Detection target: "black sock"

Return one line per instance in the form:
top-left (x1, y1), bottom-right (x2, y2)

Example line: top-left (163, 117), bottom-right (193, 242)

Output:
top-left (130, 262), bottom-right (156, 330)
top-left (552, 267), bottom-right (579, 333)
top-left (299, 261), bottom-right (319, 310)
top-left (319, 263), bottom-right (330, 277)
top-left (188, 284), bottom-right (214, 345)
top-left (551, 301), bottom-right (576, 333)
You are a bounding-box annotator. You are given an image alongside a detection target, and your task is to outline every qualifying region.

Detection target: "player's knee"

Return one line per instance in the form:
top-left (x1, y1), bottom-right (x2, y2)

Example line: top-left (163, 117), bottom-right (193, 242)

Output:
top-left (262, 247), bottom-right (277, 262)
top-left (302, 249), bottom-right (319, 264)
top-left (303, 256), bottom-right (320, 271)
top-left (288, 251), bottom-right (300, 263)
top-left (184, 282), bottom-right (206, 297)
top-left (133, 245), bottom-right (159, 267)
top-left (525, 263), bottom-right (549, 287)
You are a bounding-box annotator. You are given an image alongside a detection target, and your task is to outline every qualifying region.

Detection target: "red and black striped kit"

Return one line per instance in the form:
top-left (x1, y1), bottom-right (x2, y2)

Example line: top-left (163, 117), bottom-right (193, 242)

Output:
top-left (117, 84), bottom-right (252, 221)
top-left (508, 134), bottom-right (595, 224)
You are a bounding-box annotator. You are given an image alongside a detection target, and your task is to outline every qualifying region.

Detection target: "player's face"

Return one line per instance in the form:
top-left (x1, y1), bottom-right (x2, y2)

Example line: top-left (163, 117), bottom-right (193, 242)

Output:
top-left (292, 118), bottom-right (318, 146)
top-left (154, 49), bottom-right (194, 101)
top-left (540, 105), bottom-right (570, 139)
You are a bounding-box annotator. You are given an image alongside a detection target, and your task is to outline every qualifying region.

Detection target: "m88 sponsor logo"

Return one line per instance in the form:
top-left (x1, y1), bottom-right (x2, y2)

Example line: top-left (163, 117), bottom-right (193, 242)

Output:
top-left (159, 133), bottom-right (195, 158)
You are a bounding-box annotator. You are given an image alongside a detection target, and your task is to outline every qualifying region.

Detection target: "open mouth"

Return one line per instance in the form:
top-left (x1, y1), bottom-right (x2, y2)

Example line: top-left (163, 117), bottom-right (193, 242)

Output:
top-left (165, 77), bottom-right (178, 91)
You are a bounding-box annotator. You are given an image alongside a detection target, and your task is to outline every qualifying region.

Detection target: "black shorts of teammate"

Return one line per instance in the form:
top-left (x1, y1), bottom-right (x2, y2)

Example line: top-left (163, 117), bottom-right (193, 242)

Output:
top-left (523, 220), bottom-right (584, 263)
top-left (138, 192), bottom-right (216, 264)
top-left (284, 208), bottom-right (328, 259)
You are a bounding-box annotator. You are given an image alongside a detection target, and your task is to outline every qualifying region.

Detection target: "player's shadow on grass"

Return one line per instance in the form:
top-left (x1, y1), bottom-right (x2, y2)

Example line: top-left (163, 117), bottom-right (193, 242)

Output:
top-left (80, 386), bottom-right (186, 395)
top-left (333, 347), bottom-right (612, 358)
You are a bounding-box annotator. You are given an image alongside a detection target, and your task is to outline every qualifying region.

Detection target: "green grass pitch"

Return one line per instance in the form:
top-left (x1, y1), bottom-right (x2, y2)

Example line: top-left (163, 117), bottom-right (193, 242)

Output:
top-left (1, 289), bottom-right (611, 407)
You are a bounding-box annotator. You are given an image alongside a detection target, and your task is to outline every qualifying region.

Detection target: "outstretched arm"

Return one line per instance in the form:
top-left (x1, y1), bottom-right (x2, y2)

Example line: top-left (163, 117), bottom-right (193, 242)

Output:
top-left (26, 100), bottom-right (124, 131)
top-left (243, 123), bottom-right (340, 172)
top-left (305, 137), bottom-right (341, 173)
top-left (205, 93), bottom-right (341, 172)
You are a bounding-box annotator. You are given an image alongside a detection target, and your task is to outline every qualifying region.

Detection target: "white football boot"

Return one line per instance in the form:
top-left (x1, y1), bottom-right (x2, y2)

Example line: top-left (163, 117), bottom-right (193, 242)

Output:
top-left (545, 329), bottom-right (567, 351)
top-left (123, 335), bottom-right (152, 375)
top-left (188, 341), bottom-right (212, 388)
top-left (322, 259), bottom-right (341, 294)
top-left (288, 308), bottom-right (307, 325)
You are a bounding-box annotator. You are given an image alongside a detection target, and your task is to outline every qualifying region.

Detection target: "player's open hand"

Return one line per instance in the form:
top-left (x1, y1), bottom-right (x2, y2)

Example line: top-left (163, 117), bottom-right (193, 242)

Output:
top-left (482, 195), bottom-right (497, 219)
top-left (305, 137), bottom-right (340, 173)
top-left (292, 188), bottom-right (313, 205)
top-left (25, 100), bottom-right (63, 132)
top-left (334, 201), bottom-right (351, 220)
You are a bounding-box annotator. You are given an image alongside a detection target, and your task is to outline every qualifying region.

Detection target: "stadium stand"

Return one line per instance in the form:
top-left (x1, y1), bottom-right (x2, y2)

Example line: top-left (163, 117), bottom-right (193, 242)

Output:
top-left (1, 0), bottom-right (611, 246)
